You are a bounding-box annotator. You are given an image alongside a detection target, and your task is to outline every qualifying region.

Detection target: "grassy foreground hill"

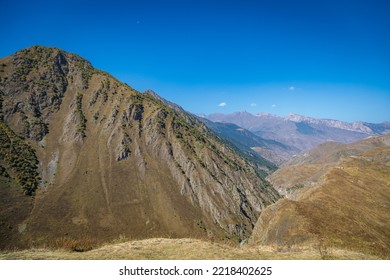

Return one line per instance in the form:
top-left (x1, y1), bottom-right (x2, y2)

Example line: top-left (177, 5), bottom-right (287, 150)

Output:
top-left (0, 238), bottom-right (379, 260)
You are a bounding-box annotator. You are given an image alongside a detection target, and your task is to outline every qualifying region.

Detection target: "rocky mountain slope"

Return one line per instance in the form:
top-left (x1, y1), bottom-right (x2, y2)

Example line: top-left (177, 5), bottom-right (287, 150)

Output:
top-left (205, 112), bottom-right (390, 160)
top-left (0, 46), bottom-right (280, 249)
top-left (250, 136), bottom-right (390, 258)
top-left (149, 96), bottom-right (278, 175)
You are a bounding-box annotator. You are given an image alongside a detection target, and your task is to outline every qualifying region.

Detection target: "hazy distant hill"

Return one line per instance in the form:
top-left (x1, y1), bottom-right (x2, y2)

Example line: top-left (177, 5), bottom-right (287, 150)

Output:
top-left (0, 46), bottom-right (279, 249)
top-left (198, 118), bottom-right (298, 165)
top-left (204, 111), bottom-right (390, 158)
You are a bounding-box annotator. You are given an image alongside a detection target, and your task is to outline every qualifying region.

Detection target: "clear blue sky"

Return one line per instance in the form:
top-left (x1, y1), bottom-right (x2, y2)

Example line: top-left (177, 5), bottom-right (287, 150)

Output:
top-left (1, 0), bottom-right (389, 122)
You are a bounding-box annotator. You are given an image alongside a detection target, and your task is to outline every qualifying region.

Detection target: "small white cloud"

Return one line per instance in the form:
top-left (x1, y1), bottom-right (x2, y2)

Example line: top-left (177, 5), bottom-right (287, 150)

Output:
top-left (289, 86), bottom-right (295, 91)
top-left (218, 102), bottom-right (227, 107)
top-left (272, 104), bottom-right (276, 107)
top-left (250, 103), bottom-right (257, 107)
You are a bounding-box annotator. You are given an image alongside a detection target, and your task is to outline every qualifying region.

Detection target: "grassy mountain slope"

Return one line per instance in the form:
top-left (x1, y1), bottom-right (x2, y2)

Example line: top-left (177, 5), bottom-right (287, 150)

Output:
top-left (269, 135), bottom-right (390, 197)
top-left (0, 46), bottom-right (280, 249)
top-left (250, 143), bottom-right (390, 258)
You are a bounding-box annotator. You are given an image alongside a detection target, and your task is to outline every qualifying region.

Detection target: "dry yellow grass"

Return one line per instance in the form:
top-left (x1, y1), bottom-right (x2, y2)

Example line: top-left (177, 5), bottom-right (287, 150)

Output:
top-left (251, 145), bottom-right (390, 259)
top-left (0, 238), bottom-right (380, 260)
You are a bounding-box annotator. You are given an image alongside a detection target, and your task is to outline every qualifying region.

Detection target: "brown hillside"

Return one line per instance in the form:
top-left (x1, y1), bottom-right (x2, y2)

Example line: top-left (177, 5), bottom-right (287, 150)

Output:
top-left (251, 145), bottom-right (390, 258)
top-left (0, 46), bottom-right (279, 249)
top-left (268, 135), bottom-right (390, 197)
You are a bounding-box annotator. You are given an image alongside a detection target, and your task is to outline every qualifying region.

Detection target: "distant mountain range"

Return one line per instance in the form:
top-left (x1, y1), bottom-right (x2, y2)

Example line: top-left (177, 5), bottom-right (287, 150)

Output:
top-left (201, 111), bottom-right (390, 164)
top-left (198, 117), bottom-right (298, 165)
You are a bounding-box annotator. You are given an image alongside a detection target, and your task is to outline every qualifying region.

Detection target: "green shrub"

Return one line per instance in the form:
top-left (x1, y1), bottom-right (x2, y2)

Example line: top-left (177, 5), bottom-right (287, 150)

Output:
top-left (76, 93), bottom-right (87, 138)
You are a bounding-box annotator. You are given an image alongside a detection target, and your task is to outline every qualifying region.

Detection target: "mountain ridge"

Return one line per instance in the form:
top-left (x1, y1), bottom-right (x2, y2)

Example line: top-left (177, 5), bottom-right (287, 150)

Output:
top-left (198, 118), bottom-right (298, 165)
top-left (206, 111), bottom-right (389, 133)
top-left (0, 46), bottom-right (279, 249)
top-left (203, 111), bottom-right (389, 158)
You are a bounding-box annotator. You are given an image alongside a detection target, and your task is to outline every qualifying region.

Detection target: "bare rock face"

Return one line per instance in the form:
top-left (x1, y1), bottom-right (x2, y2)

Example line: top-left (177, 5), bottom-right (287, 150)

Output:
top-left (0, 46), bottom-right (280, 249)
